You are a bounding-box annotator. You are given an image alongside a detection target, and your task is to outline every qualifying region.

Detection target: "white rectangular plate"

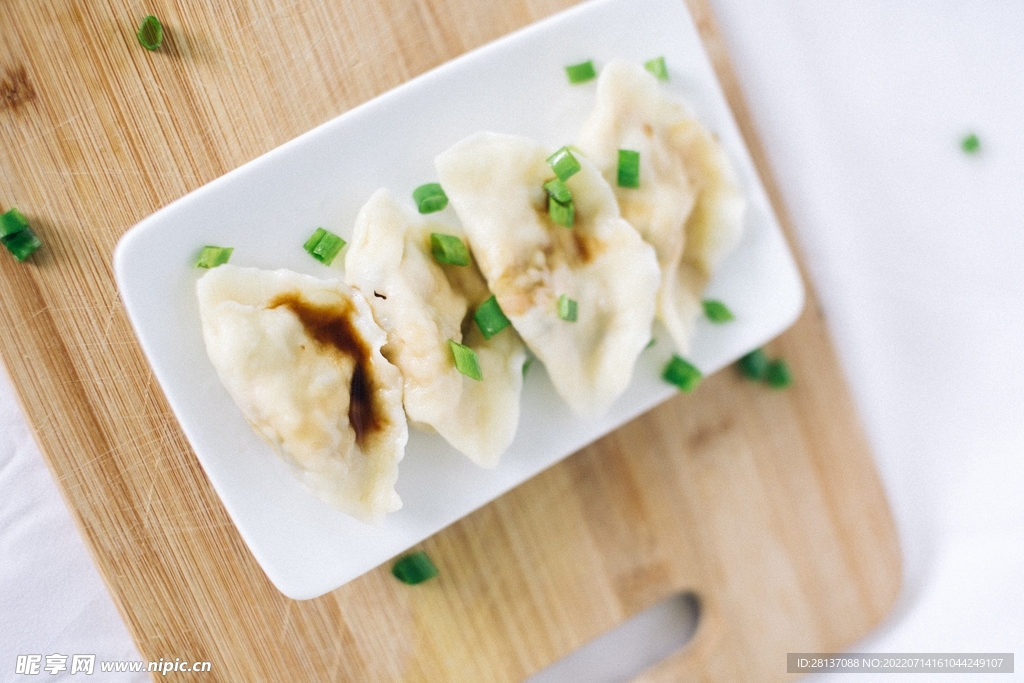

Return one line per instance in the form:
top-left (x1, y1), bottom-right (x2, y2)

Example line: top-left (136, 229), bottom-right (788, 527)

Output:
top-left (114, 0), bottom-right (803, 600)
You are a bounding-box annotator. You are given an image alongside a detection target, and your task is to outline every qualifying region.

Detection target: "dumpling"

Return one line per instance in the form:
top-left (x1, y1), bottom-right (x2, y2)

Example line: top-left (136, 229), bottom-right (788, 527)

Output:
top-left (435, 132), bottom-right (660, 417)
top-left (345, 188), bottom-right (526, 467)
top-left (576, 59), bottom-right (745, 355)
top-left (196, 264), bottom-right (407, 523)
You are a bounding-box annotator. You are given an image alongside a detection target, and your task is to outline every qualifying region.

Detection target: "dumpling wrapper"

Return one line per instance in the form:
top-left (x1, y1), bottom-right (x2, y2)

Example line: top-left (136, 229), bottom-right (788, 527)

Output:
top-left (345, 189), bottom-right (527, 467)
top-left (576, 59), bottom-right (745, 355)
top-left (436, 132), bottom-right (660, 417)
top-left (196, 264), bottom-right (407, 524)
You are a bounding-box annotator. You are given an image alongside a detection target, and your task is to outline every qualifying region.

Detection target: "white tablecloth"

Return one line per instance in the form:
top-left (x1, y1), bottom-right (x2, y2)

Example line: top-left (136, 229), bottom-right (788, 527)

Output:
top-left (3, 2), bottom-right (1022, 681)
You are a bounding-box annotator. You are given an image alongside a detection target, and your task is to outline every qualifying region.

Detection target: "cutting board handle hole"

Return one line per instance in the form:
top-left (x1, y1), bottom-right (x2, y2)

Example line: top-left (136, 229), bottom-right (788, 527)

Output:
top-left (525, 591), bottom-right (700, 683)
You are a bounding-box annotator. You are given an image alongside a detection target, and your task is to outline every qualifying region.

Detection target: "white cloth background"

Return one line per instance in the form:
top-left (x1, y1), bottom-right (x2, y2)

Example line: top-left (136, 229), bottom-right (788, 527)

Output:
top-left (2, 1), bottom-right (1022, 681)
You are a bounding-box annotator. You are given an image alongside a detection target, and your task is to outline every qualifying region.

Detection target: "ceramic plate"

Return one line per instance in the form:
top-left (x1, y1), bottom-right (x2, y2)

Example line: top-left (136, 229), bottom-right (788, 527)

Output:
top-left (114, 0), bottom-right (803, 599)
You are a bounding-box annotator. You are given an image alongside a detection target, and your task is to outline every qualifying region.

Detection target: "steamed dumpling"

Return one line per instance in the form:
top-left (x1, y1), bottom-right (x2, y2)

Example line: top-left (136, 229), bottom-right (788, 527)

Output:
top-left (345, 189), bottom-right (527, 467)
top-left (436, 132), bottom-right (660, 417)
top-left (196, 264), bottom-right (407, 523)
top-left (576, 59), bottom-right (745, 355)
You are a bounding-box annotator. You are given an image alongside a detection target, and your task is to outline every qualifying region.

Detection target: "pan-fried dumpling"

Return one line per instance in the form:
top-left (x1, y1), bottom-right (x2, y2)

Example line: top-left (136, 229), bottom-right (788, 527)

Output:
top-left (345, 189), bottom-right (526, 467)
top-left (576, 59), bottom-right (745, 355)
top-left (196, 264), bottom-right (407, 523)
top-left (436, 132), bottom-right (660, 417)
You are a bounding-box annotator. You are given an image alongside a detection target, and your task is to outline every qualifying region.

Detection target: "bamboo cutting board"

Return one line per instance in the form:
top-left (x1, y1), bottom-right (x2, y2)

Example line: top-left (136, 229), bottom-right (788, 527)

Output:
top-left (0, 0), bottom-right (900, 680)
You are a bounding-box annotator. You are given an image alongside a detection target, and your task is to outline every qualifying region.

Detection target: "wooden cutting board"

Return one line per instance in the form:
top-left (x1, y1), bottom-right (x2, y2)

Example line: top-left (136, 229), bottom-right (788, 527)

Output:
top-left (0, 0), bottom-right (900, 680)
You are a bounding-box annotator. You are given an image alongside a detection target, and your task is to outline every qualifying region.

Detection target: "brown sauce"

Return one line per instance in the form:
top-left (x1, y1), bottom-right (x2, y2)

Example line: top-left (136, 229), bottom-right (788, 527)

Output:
top-left (544, 222), bottom-right (606, 269)
top-left (268, 292), bottom-right (385, 446)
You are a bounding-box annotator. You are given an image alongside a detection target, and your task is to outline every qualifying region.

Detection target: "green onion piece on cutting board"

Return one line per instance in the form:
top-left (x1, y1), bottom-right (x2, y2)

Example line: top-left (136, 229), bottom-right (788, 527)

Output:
top-left (737, 348), bottom-right (768, 380)
top-left (391, 551), bottom-right (439, 585)
top-left (137, 15), bottom-right (163, 51)
top-left (765, 359), bottom-right (792, 389)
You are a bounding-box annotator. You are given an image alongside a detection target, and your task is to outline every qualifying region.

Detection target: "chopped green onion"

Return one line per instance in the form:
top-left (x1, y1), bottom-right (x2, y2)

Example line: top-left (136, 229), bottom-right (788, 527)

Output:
top-left (702, 299), bottom-right (735, 323)
top-left (557, 294), bottom-right (578, 322)
top-left (737, 348), bottom-right (791, 389)
top-left (737, 347), bottom-right (768, 380)
top-left (546, 146), bottom-right (581, 181)
top-left (448, 339), bottom-right (483, 380)
top-left (413, 183), bottom-right (449, 214)
top-left (137, 15), bottom-right (163, 51)
top-left (565, 60), bottom-right (597, 84)
top-left (545, 176), bottom-right (575, 228)
top-left (543, 177), bottom-right (573, 204)
top-left (1, 207), bottom-right (29, 239)
top-left (617, 149), bottom-right (640, 188)
top-left (430, 233), bottom-right (470, 266)
top-left (765, 359), bottom-right (792, 389)
top-left (3, 228), bottom-right (42, 262)
top-left (195, 245), bottom-right (233, 268)
top-left (961, 133), bottom-right (980, 154)
top-left (548, 195), bottom-right (575, 228)
top-left (662, 355), bottom-right (702, 392)
top-left (644, 56), bottom-right (669, 81)
top-left (391, 551), bottom-right (439, 585)
top-left (473, 295), bottom-right (511, 339)
top-left (522, 357), bottom-right (533, 377)
top-left (303, 227), bottom-right (346, 266)
top-left (1, 208), bottom-right (41, 261)
top-left (645, 337), bottom-right (657, 349)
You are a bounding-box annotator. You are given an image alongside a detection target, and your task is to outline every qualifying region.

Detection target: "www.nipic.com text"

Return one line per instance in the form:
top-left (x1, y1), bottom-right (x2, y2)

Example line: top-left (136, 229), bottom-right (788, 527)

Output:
top-left (15, 654), bottom-right (212, 676)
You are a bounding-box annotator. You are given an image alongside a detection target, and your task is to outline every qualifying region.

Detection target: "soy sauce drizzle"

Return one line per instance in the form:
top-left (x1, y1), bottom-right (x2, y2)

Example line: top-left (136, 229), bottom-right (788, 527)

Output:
top-left (268, 292), bottom-right (386, 446)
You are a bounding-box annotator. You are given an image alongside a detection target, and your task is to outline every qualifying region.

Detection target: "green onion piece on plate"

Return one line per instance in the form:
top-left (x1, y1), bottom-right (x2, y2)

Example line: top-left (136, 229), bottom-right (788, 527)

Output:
top-left (3, 228), bottom-right (42, 262)
top-left (195, 245), bottom-right (233, 269)
top-left (702, 299), bottom-right (735, 323)
top-left (474, 295), bottom-right (511, 340)
top-left (449, 339), bottom-right (483, 380)
top-left (413, 183), bottom-right (449, 214)
top-left (548, 195), bottom-right (574, 228)
top-left (543, 177), bottom-right (573, 204)
top-left (1, 207), bottom-right (29, 239)
top-left (644, 56), bottom-right (669, 81)
top-left (765, 359), bottom-right (792, 389)
top-left (663, 354), bottom-right (702, 392)
top-left (557, 294), bottom-right (578, 322)
top-left (617, 149), bottom-right (640, 188)
top-left (391, 551), bottom-right (439, 585)
top-left (546, 146), bottom-right (581, 181)
top-left (137, 15), bottom-right (163, 51)
top-left (522, 356), bottom-right (533, 377)
top-left (430, 233), bottom-right (470, 266)
top-left (303, 227), bottom-right (346, 266)
top-left (737, 348), bottom-right (768, 380)
top-left (565, 60), bottom-right (597, 84)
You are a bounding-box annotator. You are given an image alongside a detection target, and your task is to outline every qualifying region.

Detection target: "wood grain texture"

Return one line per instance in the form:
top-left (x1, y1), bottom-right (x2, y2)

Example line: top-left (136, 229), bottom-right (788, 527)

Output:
top-left (0, 0), bottom-right (900, 680)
